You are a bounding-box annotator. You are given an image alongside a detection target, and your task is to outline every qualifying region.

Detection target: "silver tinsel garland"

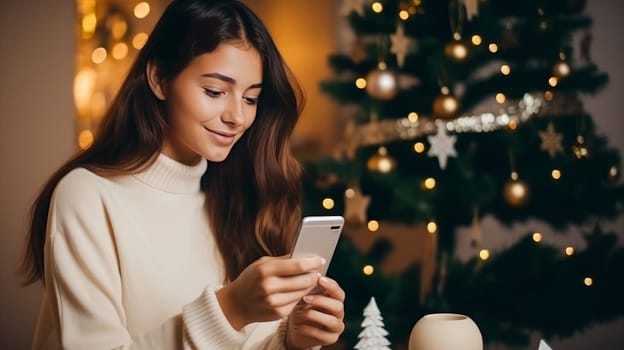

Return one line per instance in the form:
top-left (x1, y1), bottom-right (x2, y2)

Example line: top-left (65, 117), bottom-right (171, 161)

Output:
top-left (338, 92), bottom-right (583, 158)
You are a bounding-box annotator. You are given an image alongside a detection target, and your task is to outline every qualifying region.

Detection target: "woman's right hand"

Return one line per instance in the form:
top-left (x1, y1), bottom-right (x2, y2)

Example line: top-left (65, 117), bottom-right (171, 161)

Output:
top-left (216, 255), bottom-right (326, 330)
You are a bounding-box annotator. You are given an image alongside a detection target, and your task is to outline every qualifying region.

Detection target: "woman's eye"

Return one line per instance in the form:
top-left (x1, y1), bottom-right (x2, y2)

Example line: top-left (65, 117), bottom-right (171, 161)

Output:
top-left (203, 88), bottom-right (224, 97)
top-left (244, 96), bottom-right (259, 105)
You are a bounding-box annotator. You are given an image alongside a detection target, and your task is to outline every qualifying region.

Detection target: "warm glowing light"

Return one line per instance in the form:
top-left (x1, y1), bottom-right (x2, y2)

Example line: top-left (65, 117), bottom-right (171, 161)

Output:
top-left (132, 32), bottom-right (149, 49)
top-left (112, 42), bottom-right (128, 60)
top-left (377, 157), bottom-right (394, 173)
top-left (73, 68), bottom-right (97, 115)
top-left (368, 220), bottom-right (380, 232)
top-left (565, 246), bottom-right (574, 256)
top-left (544, 90), bottom-right (554, 101)
top-left (488, 43), bottom-right (499, 53)
top-left (584, 277), bottom-right (593, 286)
top-left (554, 61), bottom-right (571, 77)
top-left (551, 169), bottom-right (561, 180)
top-left (363, 265), bottom-right (375, 275)
top-left (322, 198), bottom-right (335, 210)
top-left (78, 0), bottom-right (96, 13)
top-left (413, 142), bottom-right (425, 153)
top-left (548, 76), bottom-right (558, 87)
top-left (345, 188), bottom-right (355, 198)
top-left (479, 249), bottom-right (490, 260)
top-left (355, 78), bottom-right (367, 89)
top-left (90, 92), bottom-right (107, 119)
top-left (424, 177), bottom-right (436, 190)
top-left (78, 129), bottom-right (94, 149)
top-left (495, 93), bottom-right (506, 104)
top-left (609, 165), bottom-right (619, 179)
top-left (399, 10), bottom-right (409, 20)
top-left (449, 42), bottom-right (468, 60)
top-left (91, 47), bottom-right (107, 64)
top-left (426, 221), bottom-right (437, 234)
top-left (532, 232), bottom-right (543, 243)
top-left (134, 2), bottom-right (151, 19)
top-left (508, 120), bottom-right (518, 130)
top-left (471, 34), bottom-right (482, 46)
top-left (408, 112), bottom-right (419, 122)
top-left (372, 2), bottom-right (383, 13)
top-left (501, 64), bottom-right (511, 75)
top-left (110, 17), bottom-right (128, 39)
top-left (82, 13), bottom-right (97, 36)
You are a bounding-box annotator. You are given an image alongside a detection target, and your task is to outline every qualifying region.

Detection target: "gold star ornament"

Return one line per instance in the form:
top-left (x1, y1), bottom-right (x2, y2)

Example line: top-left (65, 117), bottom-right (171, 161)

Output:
top-left (538, 122), bottom-right (563, 157)
top-left (460, 0), bottom-right (479, 21)
top-left (343, 187), bottom-right (371, 225)
top-left (390, 24), bottom-right (411, 68)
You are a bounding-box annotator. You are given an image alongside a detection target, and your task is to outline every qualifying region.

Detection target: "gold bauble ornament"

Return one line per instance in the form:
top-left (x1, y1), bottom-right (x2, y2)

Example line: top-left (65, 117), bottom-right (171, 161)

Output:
top-left (444, 40), bottom-right (469, 61)
top-left (433, 88), bottom-right (460, 118)
top-left (367, 146), bottom-right (396, 173)
top-left (503, 172), bottom-right (530, 207)
top-left (365, 63), bottom-right (399, 101)
top-left (572, 135), bottom-right (590, 159)
top-left (608, 164), bottom-right (620, 183)
top-left (552, 60), bottom-right (571, 78)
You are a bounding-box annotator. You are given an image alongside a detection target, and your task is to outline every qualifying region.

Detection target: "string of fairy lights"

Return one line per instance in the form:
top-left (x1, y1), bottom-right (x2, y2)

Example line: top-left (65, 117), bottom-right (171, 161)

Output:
top-left (74, 0), bottom-right (157, 150)
top-left (320, 0), bottom-right (620, 285)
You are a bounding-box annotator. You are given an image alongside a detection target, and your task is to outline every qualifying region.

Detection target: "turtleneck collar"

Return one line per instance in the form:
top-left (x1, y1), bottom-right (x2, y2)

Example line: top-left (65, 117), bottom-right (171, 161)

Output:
top-left (133, 153), bottom-right (208, 194)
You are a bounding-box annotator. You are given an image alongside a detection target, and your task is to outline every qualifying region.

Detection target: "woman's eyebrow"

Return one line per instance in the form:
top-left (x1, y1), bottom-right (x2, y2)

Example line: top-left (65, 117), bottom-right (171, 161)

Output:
top-left (201, 72), bottom-right (262, 89)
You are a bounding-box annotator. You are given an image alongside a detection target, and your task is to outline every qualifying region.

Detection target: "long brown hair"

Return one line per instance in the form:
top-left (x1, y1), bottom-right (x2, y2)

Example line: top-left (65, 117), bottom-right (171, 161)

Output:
top-left (22, 0), bottom-right (304, 285)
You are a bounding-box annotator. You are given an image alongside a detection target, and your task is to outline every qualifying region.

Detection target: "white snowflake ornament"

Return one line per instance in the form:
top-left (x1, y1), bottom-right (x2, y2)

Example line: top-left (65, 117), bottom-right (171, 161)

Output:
top-left (427, 125), bottom-right (457, 170)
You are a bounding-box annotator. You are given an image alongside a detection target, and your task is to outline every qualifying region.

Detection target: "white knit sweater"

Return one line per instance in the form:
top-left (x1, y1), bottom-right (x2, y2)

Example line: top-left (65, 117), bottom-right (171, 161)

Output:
top-left (32, 153), bottom-right (287, 349)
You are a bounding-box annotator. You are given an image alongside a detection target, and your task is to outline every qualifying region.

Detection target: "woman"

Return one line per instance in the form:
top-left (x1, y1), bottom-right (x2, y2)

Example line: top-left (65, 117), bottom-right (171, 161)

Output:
top-left (22, 0), bottom-right (345, 349)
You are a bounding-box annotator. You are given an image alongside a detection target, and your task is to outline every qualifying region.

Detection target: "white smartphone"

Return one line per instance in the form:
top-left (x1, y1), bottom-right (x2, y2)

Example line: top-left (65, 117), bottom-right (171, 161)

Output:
top-left (290, 215), bottom-right (344, 277)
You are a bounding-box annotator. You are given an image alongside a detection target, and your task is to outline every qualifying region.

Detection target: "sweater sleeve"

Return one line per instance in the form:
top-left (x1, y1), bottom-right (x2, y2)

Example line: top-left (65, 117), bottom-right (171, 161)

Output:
top-left (41, 169), bottom-right (289, 350)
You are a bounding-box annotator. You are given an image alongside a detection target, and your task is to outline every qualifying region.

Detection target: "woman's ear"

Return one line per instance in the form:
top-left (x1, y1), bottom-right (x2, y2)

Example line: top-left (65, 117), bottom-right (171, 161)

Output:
top-left (146, 60), bottom-right (166, 101)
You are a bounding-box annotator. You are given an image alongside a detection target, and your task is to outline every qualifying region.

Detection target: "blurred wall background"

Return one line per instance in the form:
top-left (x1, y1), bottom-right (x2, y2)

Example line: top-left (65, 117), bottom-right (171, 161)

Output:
top-left (1, 0), bottom-right (621, 349)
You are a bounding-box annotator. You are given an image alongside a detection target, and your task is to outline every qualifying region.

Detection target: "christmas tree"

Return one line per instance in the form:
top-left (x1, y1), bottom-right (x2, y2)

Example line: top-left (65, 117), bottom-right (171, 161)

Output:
top-left (354, 297), bottom-right (392, 350)
top-left (300, 0), bottom-right (624, 348)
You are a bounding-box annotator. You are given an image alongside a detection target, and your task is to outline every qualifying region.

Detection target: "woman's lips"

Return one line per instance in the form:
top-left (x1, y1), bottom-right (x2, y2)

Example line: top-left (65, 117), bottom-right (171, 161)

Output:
top-left (205, 127), bottom-right (236, 146)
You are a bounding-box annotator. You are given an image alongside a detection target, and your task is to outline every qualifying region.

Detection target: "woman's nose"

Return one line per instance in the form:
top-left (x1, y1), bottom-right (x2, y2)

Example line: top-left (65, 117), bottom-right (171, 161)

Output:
top-left (221, 97), bottom-right (245, 126)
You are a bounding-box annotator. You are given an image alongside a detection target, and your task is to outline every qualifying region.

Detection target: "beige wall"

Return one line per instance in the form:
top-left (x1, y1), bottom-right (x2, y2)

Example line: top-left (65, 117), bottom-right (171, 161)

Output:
top-left (0, 0), bottom-right (74, 348)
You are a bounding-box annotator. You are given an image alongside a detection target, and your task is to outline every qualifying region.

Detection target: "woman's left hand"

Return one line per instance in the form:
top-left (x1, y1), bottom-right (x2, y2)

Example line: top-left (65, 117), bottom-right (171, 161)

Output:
top-left (285, 276), bottom-right (345, 350)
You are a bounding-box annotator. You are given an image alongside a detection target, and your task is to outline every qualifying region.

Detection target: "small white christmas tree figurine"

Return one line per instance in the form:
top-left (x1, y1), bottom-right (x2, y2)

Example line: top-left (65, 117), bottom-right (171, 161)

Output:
top-left (354, 297), bottom-right (392, 350)
top-left (538, 339), bottom-right (553, 350)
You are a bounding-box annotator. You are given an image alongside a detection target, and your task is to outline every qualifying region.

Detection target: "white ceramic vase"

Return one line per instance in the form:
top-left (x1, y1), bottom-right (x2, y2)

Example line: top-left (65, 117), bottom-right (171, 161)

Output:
top-left (408, 313), bottom-right (483, 350)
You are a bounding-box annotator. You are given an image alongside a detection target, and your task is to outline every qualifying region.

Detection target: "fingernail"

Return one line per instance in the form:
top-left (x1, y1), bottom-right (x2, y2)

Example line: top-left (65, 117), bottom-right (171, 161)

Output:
top-left (320, 258), bottom-right (327, 265)
top-left (320, 276), bottom-right (329, 284)
top-left (303, 295), bottom-right (313, 303)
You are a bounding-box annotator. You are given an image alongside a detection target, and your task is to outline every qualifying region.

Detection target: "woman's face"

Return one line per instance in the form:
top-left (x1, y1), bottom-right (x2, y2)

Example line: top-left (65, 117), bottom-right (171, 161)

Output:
top-left (153, 42), bottom-right (263, 165)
